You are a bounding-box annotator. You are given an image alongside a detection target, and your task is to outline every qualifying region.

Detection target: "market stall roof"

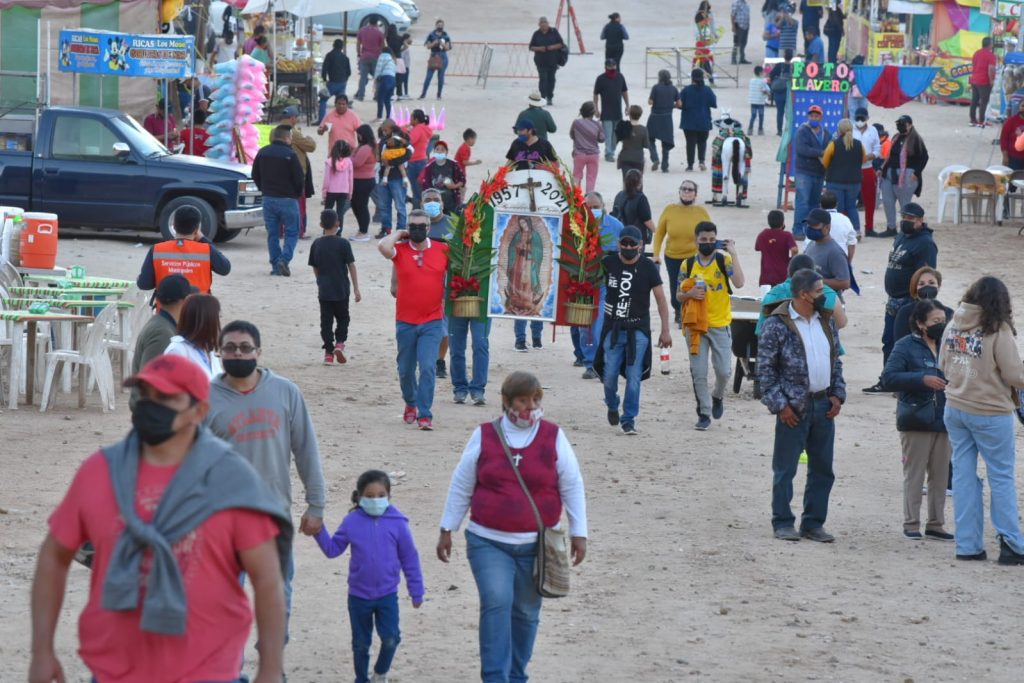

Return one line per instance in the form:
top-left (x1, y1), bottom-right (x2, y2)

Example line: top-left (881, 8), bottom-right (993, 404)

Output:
top-left (241, 0), bottom-right (377, 16)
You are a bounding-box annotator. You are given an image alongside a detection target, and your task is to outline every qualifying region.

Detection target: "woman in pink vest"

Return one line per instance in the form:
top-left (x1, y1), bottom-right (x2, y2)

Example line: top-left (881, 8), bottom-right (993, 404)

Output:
top-left (437, 371), bottom-right (588, 682)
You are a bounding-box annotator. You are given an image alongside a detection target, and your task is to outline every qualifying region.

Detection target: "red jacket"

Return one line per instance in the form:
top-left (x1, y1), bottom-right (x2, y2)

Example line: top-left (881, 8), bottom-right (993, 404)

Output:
top-left (1001, 114), bottom-right (1024, 159)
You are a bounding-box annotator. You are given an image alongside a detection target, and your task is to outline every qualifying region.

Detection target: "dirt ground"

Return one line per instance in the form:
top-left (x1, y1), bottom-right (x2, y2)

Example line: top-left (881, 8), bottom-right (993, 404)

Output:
top-left (4, 1), bottom-right (1024, 681)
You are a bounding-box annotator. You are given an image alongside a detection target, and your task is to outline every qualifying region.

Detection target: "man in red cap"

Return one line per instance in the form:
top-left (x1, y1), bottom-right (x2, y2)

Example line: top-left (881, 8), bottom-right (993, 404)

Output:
top-left (28, 355), bottom-right (291, 683)
top-left (792, 104), bottom-right (830, 240)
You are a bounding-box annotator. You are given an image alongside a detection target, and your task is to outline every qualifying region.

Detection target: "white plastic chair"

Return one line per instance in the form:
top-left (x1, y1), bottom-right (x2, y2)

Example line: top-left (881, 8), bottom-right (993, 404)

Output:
top-left (987, 164), bottom-right (1013, 176)
top-left (39, 304), bottom-right (117, 413)
top-left (105, 288), bottom-right (153, 384)
top-left (0, 297), bottom-right (52, 408)
top-left (937, 164), bottom-right (969, 223)
top-left (0, 260), bottom-right (23, 292)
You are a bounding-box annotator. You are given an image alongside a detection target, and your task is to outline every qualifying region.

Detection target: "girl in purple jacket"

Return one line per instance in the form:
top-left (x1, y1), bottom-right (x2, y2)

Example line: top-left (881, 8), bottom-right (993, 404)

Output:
top-left (314, 470), bottom-right (424, 683)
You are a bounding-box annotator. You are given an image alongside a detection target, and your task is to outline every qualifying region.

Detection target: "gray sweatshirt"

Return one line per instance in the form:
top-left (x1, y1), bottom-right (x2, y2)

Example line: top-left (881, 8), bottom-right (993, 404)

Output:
top-left (206, 369), bottom-right (326, 517)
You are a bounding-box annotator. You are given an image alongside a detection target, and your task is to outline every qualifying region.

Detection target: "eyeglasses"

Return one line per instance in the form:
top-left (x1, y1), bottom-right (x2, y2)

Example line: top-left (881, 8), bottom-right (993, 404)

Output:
top-left (220, 343), bottom-right (258, 355)
top-left (680, 187), bottom-right (696, 193)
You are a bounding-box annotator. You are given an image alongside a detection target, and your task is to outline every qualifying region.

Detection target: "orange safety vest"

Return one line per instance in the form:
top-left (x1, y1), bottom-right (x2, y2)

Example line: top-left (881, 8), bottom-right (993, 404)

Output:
top-left (152, 239), bottom-right (214, 294)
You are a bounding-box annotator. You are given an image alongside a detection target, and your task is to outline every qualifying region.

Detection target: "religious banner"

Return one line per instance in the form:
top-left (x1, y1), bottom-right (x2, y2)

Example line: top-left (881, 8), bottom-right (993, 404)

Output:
top-left (58, 29), bottom-right (194, 79)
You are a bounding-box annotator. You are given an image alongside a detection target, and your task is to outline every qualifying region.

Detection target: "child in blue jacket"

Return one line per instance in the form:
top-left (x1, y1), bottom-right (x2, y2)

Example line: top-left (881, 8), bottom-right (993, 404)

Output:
top-left (314, 470), bottom-right (424, 683)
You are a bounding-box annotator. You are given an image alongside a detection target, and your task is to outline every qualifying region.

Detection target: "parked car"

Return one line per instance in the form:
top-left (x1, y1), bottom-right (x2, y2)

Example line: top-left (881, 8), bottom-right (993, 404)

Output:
top-left (315, 0), bottom-right (412, 34)
top-left (394, 0), bottom-right (420, 21)
top-left (0, 107), bottom-right (263, 242)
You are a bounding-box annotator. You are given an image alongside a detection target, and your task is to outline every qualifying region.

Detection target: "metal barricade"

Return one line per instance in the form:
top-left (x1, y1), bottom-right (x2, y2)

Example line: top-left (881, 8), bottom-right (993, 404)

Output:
top-left (445, 41), bottom-right (534, 88)
top-left (645, 46), bottom-right (740, 88)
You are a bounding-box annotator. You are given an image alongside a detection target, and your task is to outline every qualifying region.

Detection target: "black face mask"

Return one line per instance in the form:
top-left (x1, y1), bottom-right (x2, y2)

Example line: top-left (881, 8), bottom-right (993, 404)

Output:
top-left (917, 285), bottom-right (939, 300)
top-left (222, 358), bottom-right (258, 378)
top-left (619, 246), bottom-right (640, 260)
top-left (132, 399), bottom-right (180, 446)
top-left (926, 322), bottom-right (947, 341)
top-left (896, 122), bottom-right (908, 134)
top-left (408, 225), bottom-right (428, 243)
top-left (812, 293), bottom-right (827, 310)
top-left (698, 242), bottom-right (717, 256)
top-left (900, 219), bottom-right (916, 234)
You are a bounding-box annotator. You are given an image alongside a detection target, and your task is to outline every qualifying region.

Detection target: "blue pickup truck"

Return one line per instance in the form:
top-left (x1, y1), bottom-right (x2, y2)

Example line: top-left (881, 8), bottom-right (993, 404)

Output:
top-left (0, 106), bottom-right (263, 242)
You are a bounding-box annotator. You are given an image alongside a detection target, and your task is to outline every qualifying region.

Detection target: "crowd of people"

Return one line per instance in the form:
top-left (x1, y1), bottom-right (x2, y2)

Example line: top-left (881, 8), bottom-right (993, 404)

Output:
top-left (25, 4), bottom-right (1024, 683)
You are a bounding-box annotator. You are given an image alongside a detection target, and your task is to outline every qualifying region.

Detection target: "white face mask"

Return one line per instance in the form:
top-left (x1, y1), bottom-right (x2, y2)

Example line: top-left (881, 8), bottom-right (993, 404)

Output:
top-left (855, 120), bottom-right (868, 129)
top-left (506, 406), bottom-right (543, 429)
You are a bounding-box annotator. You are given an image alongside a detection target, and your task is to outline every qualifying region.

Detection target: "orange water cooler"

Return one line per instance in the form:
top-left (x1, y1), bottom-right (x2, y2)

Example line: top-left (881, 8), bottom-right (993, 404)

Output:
top-left (19, 212), bottom-right (59, 269)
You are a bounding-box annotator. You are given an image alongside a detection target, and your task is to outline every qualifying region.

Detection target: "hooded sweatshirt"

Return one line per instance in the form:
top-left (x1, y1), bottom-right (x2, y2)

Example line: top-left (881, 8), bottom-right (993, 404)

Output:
top-left (314, 504), bottom-right (425, 602)
top-left (883, 225), bottom-right (937, 299)
top-left (939, 302), bottom-right (1024, 415)
top-left (206, 369), bottom-right (326, 517)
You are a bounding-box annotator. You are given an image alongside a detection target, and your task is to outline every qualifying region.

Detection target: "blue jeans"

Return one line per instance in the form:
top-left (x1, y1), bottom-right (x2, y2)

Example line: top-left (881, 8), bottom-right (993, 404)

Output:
top-left (773, 90), bottom-right (787, 135)
top-left (420, 52), bottom-right (448, 97)
top-left (771, 395), bottom-right (836, 530)
top-left (765, 45), bottom-right (779, 58)
top-left (944, 406), bottom-right (1024, 556)
top-left (602, 119), bottom-right (616, 159)
top-left (348, 593), bottom-right (401, 683)
top-left (449, 317), bottom-right (490, 398)
top-left (602, 329), bottom-right (650, 424)
top-left (792, 173), bottom-right (823, 239)
top-left (407, 158), bottom-right (427, 208)
top-left (826, 181), bottom-right (861, 233)
top-left (569, 288), bottom-right (606, 367)
top-left (355, 56), bottom-right (376, 100)
top-left (514, 319), bottom-right (544, 344)
top-left (376, 75), bottom-right (395, 119)
top-left (378, 177), bottom-right (408, 231)
top-left (319, 80), bottom-right (347, 124)
top-left (748, 104), bottom-right (765, 132)
top-left (395, 319), bottom-right (443, 419)
top-left (466, 530), bottom-right (542, 683)
top-left (262, 195), bottom-right (300, 268)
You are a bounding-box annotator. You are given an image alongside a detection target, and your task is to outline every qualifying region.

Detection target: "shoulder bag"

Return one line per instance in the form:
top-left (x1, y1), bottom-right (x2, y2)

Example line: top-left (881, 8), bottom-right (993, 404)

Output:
top-left (896, 392), bottom-right (937, 431)
top-left (428, 53), bottom-right (443, 71)
top-left (492, 419), bottom-right (571, 598)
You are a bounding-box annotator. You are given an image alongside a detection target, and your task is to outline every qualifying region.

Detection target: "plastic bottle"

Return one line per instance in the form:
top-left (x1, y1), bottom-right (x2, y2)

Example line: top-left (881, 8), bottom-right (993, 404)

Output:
top-left (660, 348), bottom-right (671, 375)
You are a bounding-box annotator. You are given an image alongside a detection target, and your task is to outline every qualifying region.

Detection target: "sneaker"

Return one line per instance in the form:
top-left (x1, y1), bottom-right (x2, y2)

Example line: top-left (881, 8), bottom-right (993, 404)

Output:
top-left (403, 405), bottom-right (417, 424)
top-left (863, 382), bottom-right (886, 394)
top-left (712, 397), bottom-right (724, 420)
top-left (758, 129), bottom-right (765, 136)
top-left (800, 527), bottom-right (835, 543)
top-left (573, 359), bottom-right (585, 367)
top-left (351, 233), bottom-right (372, 242)
top-left (903, 529), bottom-right (923, 540)
top-left (699, 163), bottom-right (707, 171)
top-left (652, 162), bottom-right (660, 172)
top-left (997, 535), bottom-right (1024, 565)
top-left (333, 344), bottom-right (347, 364)
top-left (454, 392), bottom-right (467, 404)
top-left (323, 353), bottom-right (334, 365)
top-left (607, 409), bottom-right (620, 426)
top-left (436, 359), bottom-right (448, 379)
top-left (514, 340), bottom-right (528, 352)
top-left (472, 394), bottom-right (487, 406)
top-left (581, 368), bottom-right (598, 380)
top-left (417, 417), bottom-right (433, 431)
top-left (925, 529), bottom-right (954, 541)
top-left (546, 98), bottom-right (553, 106)
top-left (684, 165), bottom-right (694, 172)
top-left (621, 422), bottom-right (637, 435)
top-left (956, 550), bottom-right (987, 561)
top-left (774, 526), bottom-right (801, 541)
top-left (532, 338), bottom-right (543, 349)
top-left (747, 127), bottom-right (753, 135)
top-left (695, 415), bottom-right (711, 431)
top-left (269, 264), bottom-right (281, 276)
top-left (946, 488), bottom-right (954, 497)
top-left (374, 229), bottom-right (390, 239)
top-left (876, 228), bottom-right (898, 238)
top-left (370, 674), bottom-right (389, 683)
top-left (278, 261), bottom-right (291, 277)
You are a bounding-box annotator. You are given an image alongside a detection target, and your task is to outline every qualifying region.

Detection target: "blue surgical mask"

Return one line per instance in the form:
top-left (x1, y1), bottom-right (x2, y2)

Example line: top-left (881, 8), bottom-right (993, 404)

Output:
top-left (591, 208), bottom-right (603, 219)
top-left (359, 496), bottom-right (389, 517)
top-left (432, 152), bottom-right (447, 162)
top-left (805, 225), bottom-right (825, 241)
top-left (809, 119), bottom-right (820, 129)
top-left (516, 134), bottom-right (528, 143)
top-left (424, 201), bottom-right (442, 217)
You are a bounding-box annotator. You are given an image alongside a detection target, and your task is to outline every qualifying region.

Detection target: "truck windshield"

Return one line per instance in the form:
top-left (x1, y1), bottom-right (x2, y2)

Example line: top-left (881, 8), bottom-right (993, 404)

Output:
top-left (114, 114), bottom-right (170, 157)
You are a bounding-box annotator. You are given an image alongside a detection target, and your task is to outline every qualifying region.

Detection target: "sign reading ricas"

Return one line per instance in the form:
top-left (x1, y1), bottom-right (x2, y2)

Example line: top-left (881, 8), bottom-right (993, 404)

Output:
top-left (58, 29), bottom-right (194, 79)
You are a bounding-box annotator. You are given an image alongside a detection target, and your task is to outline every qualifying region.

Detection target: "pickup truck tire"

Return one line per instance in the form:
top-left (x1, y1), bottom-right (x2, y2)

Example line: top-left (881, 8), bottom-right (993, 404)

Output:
top-left (214, 228), bottom-right (242, 243)
top-left (158, 196), bottom-right (219, 241)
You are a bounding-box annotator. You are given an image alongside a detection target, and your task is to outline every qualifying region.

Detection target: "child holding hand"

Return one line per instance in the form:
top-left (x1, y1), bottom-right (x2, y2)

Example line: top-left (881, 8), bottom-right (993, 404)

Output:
top-left (314, 470), bottom-right (424, 683)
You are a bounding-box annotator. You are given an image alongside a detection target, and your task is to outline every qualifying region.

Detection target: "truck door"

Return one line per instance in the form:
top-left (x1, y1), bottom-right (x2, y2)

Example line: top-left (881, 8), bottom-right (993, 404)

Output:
top-left (33, 113), bottom-right (147, 228)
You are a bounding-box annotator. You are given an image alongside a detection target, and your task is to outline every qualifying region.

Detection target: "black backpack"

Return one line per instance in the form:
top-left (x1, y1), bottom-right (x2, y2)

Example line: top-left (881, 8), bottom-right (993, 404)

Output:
top-left (684, 253), bottom-right (733, 295)
top-left (770, 63), bottom-right (791, 95)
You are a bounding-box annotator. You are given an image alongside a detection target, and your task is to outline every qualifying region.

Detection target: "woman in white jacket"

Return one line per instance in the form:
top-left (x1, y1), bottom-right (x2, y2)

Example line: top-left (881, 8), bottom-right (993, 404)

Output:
top-left (164, 294), bottom-right (223, 378)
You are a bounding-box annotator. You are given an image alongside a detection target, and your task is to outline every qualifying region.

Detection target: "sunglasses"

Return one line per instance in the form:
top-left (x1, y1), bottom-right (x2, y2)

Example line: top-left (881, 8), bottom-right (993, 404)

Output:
top-left (220, 343), bottom-right (258, 355)
top-left (619, 240), bottom-right (640, 248)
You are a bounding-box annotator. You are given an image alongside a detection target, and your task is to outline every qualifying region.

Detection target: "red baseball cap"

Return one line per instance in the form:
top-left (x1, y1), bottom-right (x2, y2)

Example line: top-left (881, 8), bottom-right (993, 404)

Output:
top-left (125, 355), bottom-right (210, 402)
top-left (807, 105), bottom-right (823, 115)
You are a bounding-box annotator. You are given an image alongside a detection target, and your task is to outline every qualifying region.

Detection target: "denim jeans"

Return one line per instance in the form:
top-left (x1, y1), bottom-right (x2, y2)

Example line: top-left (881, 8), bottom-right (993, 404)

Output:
top-left (355, 56), bottom-right (377, 100)
top-left (881, 295), bottom-right (913, 367)
top-left (601, 119), bottom-right (616, 159)
top-left (379, 177), bottom-right (408, 231)
top-left (514, 319), bottom-right (544, 344)
top-left (420, 52), bottom-right (448, 97)
top-left (407, 159), bottom-right (427, 207)
top-left (466, 530), bottom-right (542, 683)
top-left (773, 90), bottom-right (787, 135)
top-left (792, 173), bottom-right (823, 239)
top-left (376, 75), bottom-right (396, 119)
top-left (826, 181), bottom-right (861, 233)
top-left (664, 256), bottom-right (683, 318)
top-left (748, 104), bottom-right (765, 132)
top-left (569, 288), bottom-right (606, 367)
top-left (348, 592), bottom-right (402, 683)
top-left (771, 395), bottom-right (836, 530)
top-left (395, 319), bottom-right (444, 419)
top-left (449, 316), bottom-right (490, 398)
top-left (602, 328), bottom-right (650, 424)
top-left (262, 195), bottom-right (300, 268)
top-left (944, 406), bottom-right (1024, 556)
top-left (319, 81), bottom-right (347, 124)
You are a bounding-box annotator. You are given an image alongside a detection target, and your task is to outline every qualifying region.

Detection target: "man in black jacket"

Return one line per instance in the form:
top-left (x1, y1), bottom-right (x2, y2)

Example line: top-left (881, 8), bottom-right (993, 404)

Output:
top-left (600, 13), bottom-right (629, 68)
top-left (319, 39), bottom-right (351, 124)
top-left (529, 16), bottom-right (564, 106)
top-left (252, 125), bottom-right (305, 277)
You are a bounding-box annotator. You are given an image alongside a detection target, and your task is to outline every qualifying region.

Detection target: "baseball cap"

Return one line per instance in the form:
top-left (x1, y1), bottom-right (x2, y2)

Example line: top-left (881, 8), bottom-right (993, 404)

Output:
top-left (124, 355), bottom-right (210, 402)
top-left (281, 105), bottom-right (299, 118)
top-left (619, 225), bottom-right (643, 244)
top-left (807, 105), bottom-right (823, 115)
top-left (155, 274), bottom-right (198, 305)
top-left (854, 107), bottom-right (868, 119)
top-left (514, 118), bottom-right (536, 132)
top-left (897, 114), bottom-right (913, 124)
top-left (901, 202), bottom-right (925, 218)
top-left (807, 208), bottom-right (831, 226)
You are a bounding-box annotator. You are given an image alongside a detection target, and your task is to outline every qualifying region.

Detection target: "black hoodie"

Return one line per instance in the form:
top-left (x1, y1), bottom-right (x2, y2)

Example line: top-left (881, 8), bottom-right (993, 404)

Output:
top-left (883, 224), bottom-right (938, 299)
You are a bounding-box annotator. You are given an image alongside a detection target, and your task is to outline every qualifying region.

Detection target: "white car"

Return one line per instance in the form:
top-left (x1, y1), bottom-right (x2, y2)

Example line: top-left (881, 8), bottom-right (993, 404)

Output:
top-left (394, 0), bottom-right (419, 21)
top-left (315, 0), bottom-right (412, 34)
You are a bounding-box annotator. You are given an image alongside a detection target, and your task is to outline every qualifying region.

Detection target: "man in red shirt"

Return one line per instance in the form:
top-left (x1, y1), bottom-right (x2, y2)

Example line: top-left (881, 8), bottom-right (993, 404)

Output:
top-left (1000, 99), bottom-right (1024, 170)
top-left (28, 355), bottom-right (290, 683)
top-left (354, 20), bottom-right (385, 101)
top-left (970, 37), bottom-right (997, 127)
top-left (378, 209), bottom-right (450, 431)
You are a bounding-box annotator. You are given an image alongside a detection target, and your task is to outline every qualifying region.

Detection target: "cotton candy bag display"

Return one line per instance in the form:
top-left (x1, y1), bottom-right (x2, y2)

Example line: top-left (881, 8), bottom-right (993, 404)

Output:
top-left (205, 55), bottom-right (267, 163)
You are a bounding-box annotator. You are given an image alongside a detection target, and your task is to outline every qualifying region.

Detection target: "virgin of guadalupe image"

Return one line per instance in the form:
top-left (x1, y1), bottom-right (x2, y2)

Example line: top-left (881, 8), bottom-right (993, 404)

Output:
top-left (504, 215), bottom-right (548, 316)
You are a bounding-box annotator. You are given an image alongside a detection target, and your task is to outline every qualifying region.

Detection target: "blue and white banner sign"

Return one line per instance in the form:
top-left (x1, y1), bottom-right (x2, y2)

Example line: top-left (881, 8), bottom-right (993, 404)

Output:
top-left (58, 29), bottom-right (194, 79)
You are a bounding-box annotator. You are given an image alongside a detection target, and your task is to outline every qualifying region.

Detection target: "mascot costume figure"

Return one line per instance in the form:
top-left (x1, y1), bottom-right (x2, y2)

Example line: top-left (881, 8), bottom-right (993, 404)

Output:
top-left (709, 114), bottom-right (752, 208)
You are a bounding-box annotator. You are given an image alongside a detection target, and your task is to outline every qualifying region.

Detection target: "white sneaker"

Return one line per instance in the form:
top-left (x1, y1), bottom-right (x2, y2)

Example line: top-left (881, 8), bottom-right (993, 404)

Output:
top-left (370, 674), bottom-right (389, 683)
